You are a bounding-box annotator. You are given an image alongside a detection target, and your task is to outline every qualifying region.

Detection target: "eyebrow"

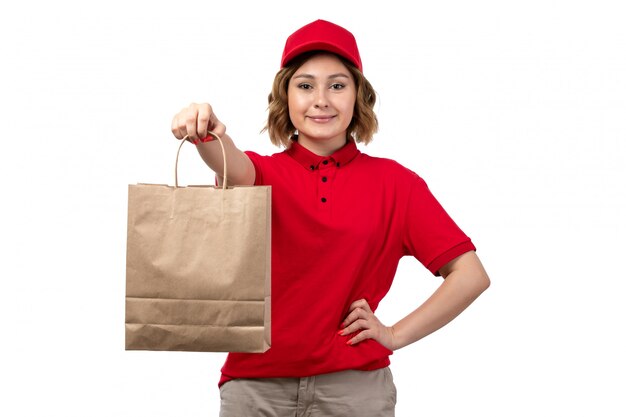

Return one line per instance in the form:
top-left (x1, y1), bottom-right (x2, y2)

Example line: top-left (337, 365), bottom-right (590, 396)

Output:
top-left (292, 73), bottom-right (351, 80)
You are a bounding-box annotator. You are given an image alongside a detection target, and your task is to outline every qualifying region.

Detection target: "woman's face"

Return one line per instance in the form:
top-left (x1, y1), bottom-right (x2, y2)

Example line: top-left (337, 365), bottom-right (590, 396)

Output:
top-left (287, 53), bottom-right (356, 153)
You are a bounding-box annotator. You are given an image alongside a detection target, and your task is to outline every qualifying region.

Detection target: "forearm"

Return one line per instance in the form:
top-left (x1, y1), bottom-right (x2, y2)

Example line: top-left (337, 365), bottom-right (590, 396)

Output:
top-left (391, 253), bottom-right (490, 350)
top-left (195, 133), bottom-right (255, 186)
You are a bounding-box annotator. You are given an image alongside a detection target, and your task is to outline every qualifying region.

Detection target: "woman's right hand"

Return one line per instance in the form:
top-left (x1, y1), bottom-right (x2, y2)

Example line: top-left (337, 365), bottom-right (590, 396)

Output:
top-left (170, 102), bottom-right (256, 186)
top-left (171, 103), bottom-right (226, 143)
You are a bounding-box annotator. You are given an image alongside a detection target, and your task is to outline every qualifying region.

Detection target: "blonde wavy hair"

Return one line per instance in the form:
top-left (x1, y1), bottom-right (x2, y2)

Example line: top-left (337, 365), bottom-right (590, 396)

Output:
top-left (263, 51), bottom-right (378, 148)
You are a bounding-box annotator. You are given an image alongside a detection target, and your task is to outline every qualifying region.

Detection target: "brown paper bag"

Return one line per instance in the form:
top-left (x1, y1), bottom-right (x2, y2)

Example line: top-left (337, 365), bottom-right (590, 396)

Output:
top-left (125, 134), bottom-right (271, 352)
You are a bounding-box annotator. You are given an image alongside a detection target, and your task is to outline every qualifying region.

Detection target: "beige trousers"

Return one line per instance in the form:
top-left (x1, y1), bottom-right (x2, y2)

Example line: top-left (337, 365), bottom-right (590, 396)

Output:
top-left (219, 368), bottom-right (397, 417)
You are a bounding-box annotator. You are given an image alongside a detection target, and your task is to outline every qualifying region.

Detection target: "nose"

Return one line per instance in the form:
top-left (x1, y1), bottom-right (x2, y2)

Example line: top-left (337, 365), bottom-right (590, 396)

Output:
top-left (314, 89), bottom-right (329, 108)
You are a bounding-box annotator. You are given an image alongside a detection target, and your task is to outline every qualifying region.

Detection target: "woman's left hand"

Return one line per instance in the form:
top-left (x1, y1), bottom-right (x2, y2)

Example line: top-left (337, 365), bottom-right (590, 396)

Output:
top-left (339, 299), bottom-right (397, 351)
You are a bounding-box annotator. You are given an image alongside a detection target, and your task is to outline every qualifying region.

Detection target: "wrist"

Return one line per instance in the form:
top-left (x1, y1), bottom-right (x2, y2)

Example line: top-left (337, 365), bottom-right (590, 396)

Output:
top-left (184, 133), bottom-right (218, 145)
top-left (388, 325), bottom-right (400, 351)
top-left (196, 134), bottom-right (217, 144)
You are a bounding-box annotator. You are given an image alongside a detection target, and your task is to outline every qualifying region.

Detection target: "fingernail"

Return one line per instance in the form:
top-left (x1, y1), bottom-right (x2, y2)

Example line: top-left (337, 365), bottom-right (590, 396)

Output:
top-left (337, 330), bottom-right (344, 336)
top-left (346, 339), bottom-right (353, 345)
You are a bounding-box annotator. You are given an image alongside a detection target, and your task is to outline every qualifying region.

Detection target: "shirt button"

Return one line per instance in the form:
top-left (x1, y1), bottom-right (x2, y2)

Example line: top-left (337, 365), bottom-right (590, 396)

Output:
top-left (323, 160), bottom-right (329, 165)
top-left (309, 165), bottom-right (315, 171)
top-left (322, 177), bottom-right (327, 182)
top-left (321, 197), bottom-right (327, 203)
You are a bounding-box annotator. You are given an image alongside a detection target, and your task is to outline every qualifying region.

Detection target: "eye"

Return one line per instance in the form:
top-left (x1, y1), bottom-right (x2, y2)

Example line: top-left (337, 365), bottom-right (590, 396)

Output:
top-left (298, 83), bottom-right (313, 90)
top-left (330, 83), bottom-right (345, 90)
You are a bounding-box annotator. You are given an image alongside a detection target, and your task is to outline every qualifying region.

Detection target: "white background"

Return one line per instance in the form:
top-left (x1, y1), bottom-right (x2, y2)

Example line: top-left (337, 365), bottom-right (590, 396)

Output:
top-left (1, 1), bottom-right (624, 416)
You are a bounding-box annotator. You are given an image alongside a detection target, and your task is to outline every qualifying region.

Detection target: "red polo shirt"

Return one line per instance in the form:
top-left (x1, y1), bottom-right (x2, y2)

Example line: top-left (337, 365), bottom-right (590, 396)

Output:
top-left (219, 139), bottom-right (475, 386)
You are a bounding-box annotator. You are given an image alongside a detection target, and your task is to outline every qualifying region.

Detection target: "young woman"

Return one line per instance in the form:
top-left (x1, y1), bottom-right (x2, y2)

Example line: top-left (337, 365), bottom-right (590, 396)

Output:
top-left (171, 19), bottom-right (490, 417)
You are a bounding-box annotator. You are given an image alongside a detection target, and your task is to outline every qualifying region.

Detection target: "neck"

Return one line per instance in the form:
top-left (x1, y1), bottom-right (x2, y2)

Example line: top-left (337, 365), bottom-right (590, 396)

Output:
top-left (296, 135), bottom-right (348, 156)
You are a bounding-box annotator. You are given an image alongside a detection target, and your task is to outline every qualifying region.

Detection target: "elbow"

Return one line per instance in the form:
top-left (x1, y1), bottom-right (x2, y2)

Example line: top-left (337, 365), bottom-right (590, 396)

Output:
top-left (461, 266), bottom-right (490, 297)
top-left (468, 253), bottom-right (490, 294)
top-left (474, 270), bottom-right (491, 295)
top-left (479, 272), bottom-right (491, 293)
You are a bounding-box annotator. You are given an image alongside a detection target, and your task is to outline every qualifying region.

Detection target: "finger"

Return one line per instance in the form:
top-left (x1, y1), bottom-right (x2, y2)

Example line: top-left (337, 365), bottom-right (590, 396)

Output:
top-left (347, 329), bottom-right (373, 346)
top-left (348, 298), bottom-right (372, 313)
top-left (196, 104), bottom-right (211, 139)
top-left (171, 114), bottom-right (186, 140)
top-left (184, 105), bottom-right (200, 140)
top-left (340, 318), bottom-right (370, 336)
top-left (340, 307), bottom-right (367, 330)
top-left (208, 113), bottom-right (227, 138)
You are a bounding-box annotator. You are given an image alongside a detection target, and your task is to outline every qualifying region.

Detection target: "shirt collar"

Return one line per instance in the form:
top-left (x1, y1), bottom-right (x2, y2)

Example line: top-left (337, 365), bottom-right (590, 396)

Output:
top-left (286, 139), bottom-right (360, 171)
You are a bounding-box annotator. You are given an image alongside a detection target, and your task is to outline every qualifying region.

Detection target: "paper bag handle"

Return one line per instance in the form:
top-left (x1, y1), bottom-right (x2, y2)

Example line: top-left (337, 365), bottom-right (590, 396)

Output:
top-left (176, 132), bottom-right (227, 190)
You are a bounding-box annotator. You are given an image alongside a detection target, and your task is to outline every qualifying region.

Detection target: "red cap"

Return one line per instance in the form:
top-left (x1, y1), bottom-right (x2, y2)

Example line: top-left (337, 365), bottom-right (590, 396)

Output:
top-left (280, 19), bottom-right (363, 72)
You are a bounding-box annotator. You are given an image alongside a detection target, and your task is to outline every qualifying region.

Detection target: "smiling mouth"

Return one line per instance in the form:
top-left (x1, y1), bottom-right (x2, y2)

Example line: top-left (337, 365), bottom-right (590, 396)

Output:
top-left (308, 115), bottom-right (335, 122)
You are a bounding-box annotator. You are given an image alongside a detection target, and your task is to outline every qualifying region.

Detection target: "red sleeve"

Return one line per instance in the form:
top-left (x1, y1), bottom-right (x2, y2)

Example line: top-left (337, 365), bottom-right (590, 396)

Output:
top-left (244, 151), bottom-right (265, 186)
top-left (402, 174), bottom-right (476, 276)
